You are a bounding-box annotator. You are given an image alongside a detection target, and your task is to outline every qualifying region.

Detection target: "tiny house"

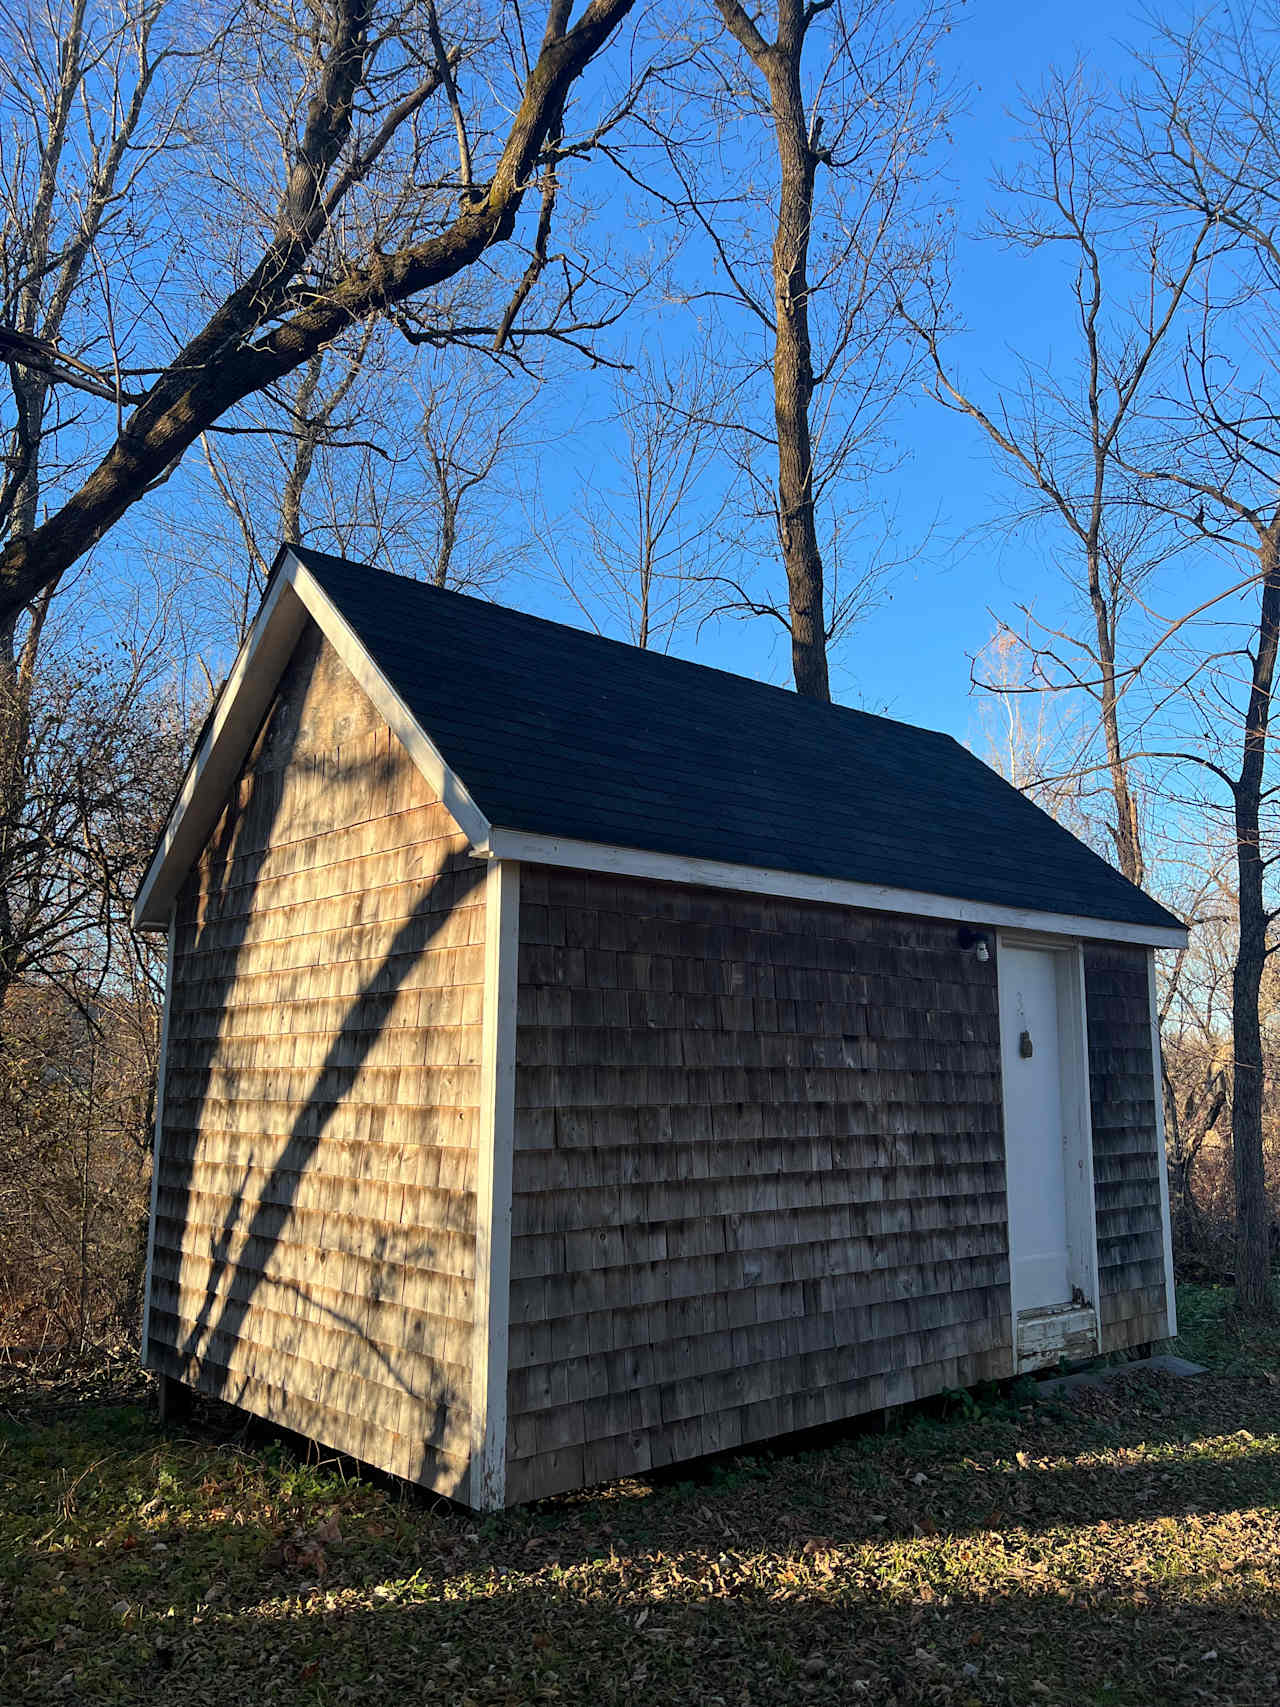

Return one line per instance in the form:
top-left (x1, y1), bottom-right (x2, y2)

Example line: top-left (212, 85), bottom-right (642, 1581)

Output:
top-left (135, 546), bottom-right (1186, 1509)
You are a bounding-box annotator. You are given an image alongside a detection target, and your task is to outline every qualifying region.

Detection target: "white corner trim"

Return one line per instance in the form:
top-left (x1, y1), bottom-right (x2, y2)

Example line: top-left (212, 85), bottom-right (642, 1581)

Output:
top-left (469, 858), bottom-right (520, 1511)
top-left (132, 549), bottom-right (492, 929)
top-left (290, 557), bottom-right (490, 851)
top-left (479, 829), bottom-right (1188, 950)
top-left (1148, 949), bottom-right (1179, 1339)
top-left (1070, 942), bottom-right (1103, 1317)
top-left (140, 905), bottom-right (177, 1368)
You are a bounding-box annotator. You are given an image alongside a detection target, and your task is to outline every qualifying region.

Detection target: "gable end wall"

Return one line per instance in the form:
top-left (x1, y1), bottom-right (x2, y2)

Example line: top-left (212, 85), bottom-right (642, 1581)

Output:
top-left (146, 622), bottom-right (486, 1498)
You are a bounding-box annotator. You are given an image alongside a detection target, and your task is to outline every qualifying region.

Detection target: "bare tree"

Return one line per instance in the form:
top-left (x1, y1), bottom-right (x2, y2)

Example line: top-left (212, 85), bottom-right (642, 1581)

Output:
top-left (1121, 416), bottom-right (1280, 1315)
top-left (275, 356), bottom-right (537, 594)
top-left (0, 975), bottom-right (160, 1346)
top-left (935, 14), bottom-right (1280, 1314)
top-left (651, 0), bottom-right (952, 696)
top-left (0, 595), bottom-right (187, 1013)
top-left (0, 0), bottom-right (189, 1017)
top-left (0, 0), bottom-right (645, 629)
top-left (414, 374), bottom-right (534, 590)
top-left (193, 332), bottom-right (537, 653)
top-left (905, 67), bottom-right (1216, 887)
top-left (0, 0), bottom-right (182, 555)
top-left (974, 627), bottom-right (1101, 846)
top-left (1107, 7), bottom-right (1280, 1314)
top-left (197, 325), bottom-right (394, 643)
top-left (540, 353), bottom-right (726, 648)
top-left (1157, 861), bottom-right (1239, 1264)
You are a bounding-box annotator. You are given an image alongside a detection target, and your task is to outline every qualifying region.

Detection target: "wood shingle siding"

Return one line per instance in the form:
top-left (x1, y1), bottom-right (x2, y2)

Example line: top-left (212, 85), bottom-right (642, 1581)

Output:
top-left (146, 623), bottom-right (486, 1498)
top-left (505, 869), bottom-right (1012, 1503)
top-left (1084, 943), bottom-right (1169, 1350)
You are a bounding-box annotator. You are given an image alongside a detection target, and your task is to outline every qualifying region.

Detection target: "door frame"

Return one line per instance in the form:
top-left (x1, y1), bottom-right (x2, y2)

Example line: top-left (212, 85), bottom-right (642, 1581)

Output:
top-left (995, 931), bottom-right (1101, 1370)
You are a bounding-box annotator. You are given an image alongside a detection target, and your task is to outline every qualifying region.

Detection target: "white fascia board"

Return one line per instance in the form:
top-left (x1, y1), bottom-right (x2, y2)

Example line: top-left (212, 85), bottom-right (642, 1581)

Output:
top-left (478, 829), bottom-right (1189, 950)
top-left (133, 549), bottom-right (491, 930)
top-left (289, 556), bottom-right (490, 850)
top-left (133, 567), bottom-right (308, 929)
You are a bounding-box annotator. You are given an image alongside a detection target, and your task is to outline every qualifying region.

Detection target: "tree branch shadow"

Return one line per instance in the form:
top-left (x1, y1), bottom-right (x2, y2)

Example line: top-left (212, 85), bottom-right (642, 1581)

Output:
top-left (150, 631), bottom-right (486, 1492)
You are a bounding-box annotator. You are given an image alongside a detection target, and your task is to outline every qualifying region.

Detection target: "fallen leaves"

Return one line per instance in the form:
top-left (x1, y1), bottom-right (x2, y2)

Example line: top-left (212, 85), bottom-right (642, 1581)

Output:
top-left (262, 1513), bottom-right (344, 1577)
top-left (4, 1296), bottom-right (1280, 1705)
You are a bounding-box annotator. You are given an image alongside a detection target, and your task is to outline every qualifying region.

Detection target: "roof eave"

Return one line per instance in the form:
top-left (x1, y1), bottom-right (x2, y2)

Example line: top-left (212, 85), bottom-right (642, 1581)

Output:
top-left (133, 559), bottom-right (307, 930)
top-left (478, 828), bottom-right (1188, 950)
top-left (135, 545), bottom-right (1186, 953)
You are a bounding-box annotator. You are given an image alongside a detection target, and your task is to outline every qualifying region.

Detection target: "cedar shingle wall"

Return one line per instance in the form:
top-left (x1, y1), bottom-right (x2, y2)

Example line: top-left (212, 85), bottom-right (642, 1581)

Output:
top-left (1083, 943), bottom-right (1169, 1350)
top-left (506, 869), bottom-right (1011, 1503)
top-left (147, 623), bottom-right (485, 1497)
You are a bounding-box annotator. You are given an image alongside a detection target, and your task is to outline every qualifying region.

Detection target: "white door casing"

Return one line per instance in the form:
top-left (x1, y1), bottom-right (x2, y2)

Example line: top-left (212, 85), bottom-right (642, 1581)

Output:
top-left (1001, 944), bottom-right (1070, 1310)
top-left (996, 935), bottom-right (1101, 1370)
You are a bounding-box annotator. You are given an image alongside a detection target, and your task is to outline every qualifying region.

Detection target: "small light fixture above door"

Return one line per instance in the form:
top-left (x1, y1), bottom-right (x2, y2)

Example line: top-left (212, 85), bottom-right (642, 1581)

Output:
top-left (957, 926), bottom-right (991, 963)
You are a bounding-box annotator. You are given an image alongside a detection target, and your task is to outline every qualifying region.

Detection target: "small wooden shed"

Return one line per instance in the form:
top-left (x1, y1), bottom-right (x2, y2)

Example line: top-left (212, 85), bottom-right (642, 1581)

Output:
top-left (135, 546), bottom-right (1187, 1509)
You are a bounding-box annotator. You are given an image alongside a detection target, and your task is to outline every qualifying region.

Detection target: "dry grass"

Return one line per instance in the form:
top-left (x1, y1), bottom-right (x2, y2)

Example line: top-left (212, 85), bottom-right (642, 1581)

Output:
top-left (2, 1286), bottom-right (1278, 1707)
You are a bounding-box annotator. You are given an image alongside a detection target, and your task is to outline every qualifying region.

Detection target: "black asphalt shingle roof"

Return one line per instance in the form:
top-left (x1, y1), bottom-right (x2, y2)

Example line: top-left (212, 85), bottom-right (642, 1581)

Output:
top-left (292, 547), bottom-right (1181, 933)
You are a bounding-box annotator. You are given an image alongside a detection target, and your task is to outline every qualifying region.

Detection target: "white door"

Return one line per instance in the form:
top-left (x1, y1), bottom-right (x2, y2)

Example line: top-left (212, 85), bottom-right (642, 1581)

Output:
top-left (1001, 944), bottom-right (1071, 1311)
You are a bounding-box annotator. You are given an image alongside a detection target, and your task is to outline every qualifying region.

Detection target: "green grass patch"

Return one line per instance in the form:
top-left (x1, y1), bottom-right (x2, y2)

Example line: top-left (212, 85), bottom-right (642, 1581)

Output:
top-left (3, 1289), bottom-right (1280, 1706)
top-left (1171, 1279), bottom-right (1280, 1377)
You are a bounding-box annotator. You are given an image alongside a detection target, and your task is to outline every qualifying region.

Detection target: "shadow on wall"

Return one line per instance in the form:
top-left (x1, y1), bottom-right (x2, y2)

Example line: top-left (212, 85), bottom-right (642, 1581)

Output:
top-left (150, 629), bottom-right (486, 1494)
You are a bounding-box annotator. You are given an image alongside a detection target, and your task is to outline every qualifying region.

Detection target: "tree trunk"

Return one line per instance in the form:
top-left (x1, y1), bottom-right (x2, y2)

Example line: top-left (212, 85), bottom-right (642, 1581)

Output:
top-left (767, 25), bottom-right (829, 702)
top-left (1085, 545), bottom-right (1145, 885)
top-left (78, 1044), bottom-right (96, 1350)
top-left (714, 0), bottom-right (831, 701)
top-left (0, 629), bottom-right (22, 1020)
top-left (1232, 524), bottom-right (1280, 1315)
top-left (637, 548), bottom-right (651, 648)
top-left (1099, 653), bottom-right (1145, 886)
top-left (435, 487), bottom-right (457, 587)
top-left (0, 586), bottom-right (57, 1023)
top-left (281, 357), bottom-right (326, 544)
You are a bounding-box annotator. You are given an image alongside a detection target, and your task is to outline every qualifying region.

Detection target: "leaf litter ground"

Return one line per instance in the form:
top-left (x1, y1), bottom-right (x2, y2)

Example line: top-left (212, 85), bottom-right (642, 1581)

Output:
top-left (1, 1283), bottom-right (1278, 1707)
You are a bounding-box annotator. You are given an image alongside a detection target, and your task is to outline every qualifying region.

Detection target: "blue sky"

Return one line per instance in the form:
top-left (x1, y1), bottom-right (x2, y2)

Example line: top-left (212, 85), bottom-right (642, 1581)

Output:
top-left (484, 0), bottom-right (1172, 748)
top-left (102, 0), bottom-right (1221, 767)
top-left (828, 0), bottom-right (1132, 738)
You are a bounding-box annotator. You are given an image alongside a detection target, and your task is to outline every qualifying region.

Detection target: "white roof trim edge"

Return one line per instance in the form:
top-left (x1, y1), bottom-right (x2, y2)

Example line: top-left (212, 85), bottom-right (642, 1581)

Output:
top-left (132, 549), bottom-right (492, 929)
top-left (478, 828), bottom-right (1188, 949)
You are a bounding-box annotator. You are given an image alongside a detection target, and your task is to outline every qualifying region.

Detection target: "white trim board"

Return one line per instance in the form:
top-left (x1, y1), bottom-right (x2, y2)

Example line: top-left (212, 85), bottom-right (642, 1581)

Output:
top-left (1148, 949), bottom-right (1179, 1339)
top-left (139, 905), bottom-right (177, 1368)
top-left (468, 858), bottom-right (520, 1512)
top-left (133, 569), bottom-right (306, 929)
top-left (290, 558), bottom-right (490, 851)
top-left (132, 549), bottom-right (491, 929)
top-left (479, 830), bottom-right (1188, 950)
